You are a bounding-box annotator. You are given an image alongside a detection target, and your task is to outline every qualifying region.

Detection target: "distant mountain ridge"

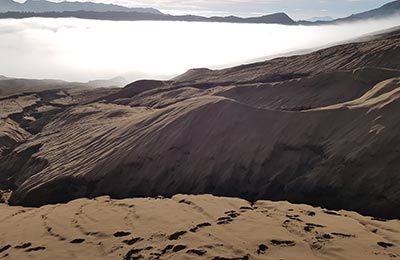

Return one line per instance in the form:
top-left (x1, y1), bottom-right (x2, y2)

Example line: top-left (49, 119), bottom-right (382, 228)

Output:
top-left (0, 75), bottom-right (126, 97)
top-left (300, 0), bottom-right (400, 24)
top-left (0, 0), bottom-right (162, 14)
top-left (0, 0), bottom-right (399, 25)
top-left (0, 10), bottom-right (297, 25)
top-left (306, 16), bottom-right (333, 22)
top-left (336, 0), bottom-right (400, 22)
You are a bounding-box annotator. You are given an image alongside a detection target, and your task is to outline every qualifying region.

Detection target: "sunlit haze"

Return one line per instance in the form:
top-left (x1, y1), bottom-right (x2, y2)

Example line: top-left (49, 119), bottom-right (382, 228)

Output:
top-left (0, 16), bottom-right (399, 82)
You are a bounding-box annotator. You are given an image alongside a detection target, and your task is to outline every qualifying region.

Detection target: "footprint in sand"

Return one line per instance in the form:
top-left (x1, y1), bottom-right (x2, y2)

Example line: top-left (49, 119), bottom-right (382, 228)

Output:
top-left (304, 223), bottom-right (325, 232)
top-left (286, 214), bottom-right (303, 222)
top-left (124, 248), bottom-right (143, 260)
top-left (316, 234), bottom-right (334, 240)
top-left (190, 222), bottom-right (212, 232)
top-left (216, 210), bottom-right (242, 225)
top-left (14, 242), bottom-right (32, 249)
top-left (299, 210), bottom-right (316, 216)
top-left (178, 199), bottom-right (192, 205)
top-left (114, 231), bottom-right (132, 237)
top-left (239, 206), bottom-right (254, 211)
top-left (123, 237), bottom-right (143, 245)
top-left (212, 255), bottom-right (249, 260)
top-left (70, 238), bottom-right (85, 244)
top-left (25, 246), bottom-right (46, 252)
top-left (257, 244), bottom-right (268, 254)
top-left (225, 210), bottom-right (240, 218)
top-left (270, 239), bottom-right (296, 247)
top-left (161, 244), bottom-right (174, 254)
top-left (172, 245), bottom-right (187, 252)
top-left (307, 211), bottom-right (316, 216)
top-left (217, 216), bottom-right (233, 225)
top-left (187, 249), bottom-right (207, 256)
top-left (169, 231), bottom-right (187, 240)
top-left (158, 244), bottom-right (188, 255)
top-left (377, 242), bottom-right (395, 248)
top-left (0, 245), bottom-right (11, 254)
top-left (331, 232), bottom-right (354, 238)
top-left (323, 210), bottom-right (341, 216)
top-left (124, 252), bottom-right (143, 260)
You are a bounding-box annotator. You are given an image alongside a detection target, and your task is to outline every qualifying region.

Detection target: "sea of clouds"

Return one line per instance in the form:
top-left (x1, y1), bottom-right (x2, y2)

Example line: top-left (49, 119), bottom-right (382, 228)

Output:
top-left (0, 16), bottom-right (399, 82)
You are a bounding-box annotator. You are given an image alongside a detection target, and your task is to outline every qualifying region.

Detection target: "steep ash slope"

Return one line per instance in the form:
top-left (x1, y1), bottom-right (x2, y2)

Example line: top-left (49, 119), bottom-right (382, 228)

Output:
top-left (173, 31), bottom-right (400, 85)
top-left (1, 29), bottom-right (400, 219)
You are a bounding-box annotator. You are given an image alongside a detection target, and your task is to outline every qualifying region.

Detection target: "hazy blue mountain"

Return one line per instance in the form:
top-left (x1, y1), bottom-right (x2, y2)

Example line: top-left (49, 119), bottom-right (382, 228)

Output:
top-left (87, 76), bottom-right (128, 88)
top-left (0, 75), bottom-right (125, 97)
top-left (300, 0), bottom-right (400, 25)
top-left (205, 13), bottom-right (295, 25)
top-left (2, 0), bottom-right (398, 25)
top-left (0, 10), bottom-right (297, 25)
top-left (306, 16), bottom-right (334, 22)
top-left (337, 0), bottom-right (400, 21)
top-left (0, 0), bottom-right (162, 14)
top-left (0, 0), bottom-right (295, 25)
top-left (0, 0), bottom-right (20, 11)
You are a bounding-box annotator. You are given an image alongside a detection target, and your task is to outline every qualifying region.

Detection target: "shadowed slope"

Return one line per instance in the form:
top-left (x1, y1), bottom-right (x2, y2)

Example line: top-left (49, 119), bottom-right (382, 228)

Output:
top-left (1, 29), bottom-right (400, 219)
top-left (173, 31), bottom-right (400, 86)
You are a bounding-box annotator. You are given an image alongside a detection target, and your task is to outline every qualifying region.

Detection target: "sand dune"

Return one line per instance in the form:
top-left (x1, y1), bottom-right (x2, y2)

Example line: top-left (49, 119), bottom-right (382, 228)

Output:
top-left (0, 194), bottom-right (399, 260)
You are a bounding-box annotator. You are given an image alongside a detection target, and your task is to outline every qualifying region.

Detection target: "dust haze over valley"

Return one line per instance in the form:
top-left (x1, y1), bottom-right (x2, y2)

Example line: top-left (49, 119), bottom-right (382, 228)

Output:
top-left (0, 15), bottom-right (400, 82)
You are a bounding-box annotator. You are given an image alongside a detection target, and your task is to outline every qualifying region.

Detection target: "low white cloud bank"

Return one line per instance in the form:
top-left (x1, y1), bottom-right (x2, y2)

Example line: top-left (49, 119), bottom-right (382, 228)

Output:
top-left (0, 16), bottom-right (399, 82)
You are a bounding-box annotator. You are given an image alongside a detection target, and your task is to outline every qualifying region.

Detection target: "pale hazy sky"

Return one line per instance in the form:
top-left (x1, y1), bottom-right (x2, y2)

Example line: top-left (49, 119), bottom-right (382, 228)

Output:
top-left (13, 0), bottom-right (395, 20)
